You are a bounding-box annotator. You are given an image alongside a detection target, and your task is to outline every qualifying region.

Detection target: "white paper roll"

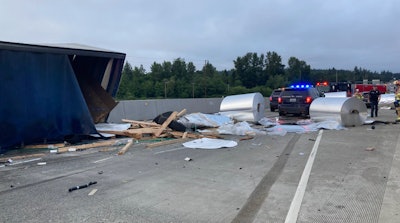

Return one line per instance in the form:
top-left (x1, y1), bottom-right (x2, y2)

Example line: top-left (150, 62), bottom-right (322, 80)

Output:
top-left (219, 92), bottom-right (265, 122)
top-left (310, 97), bottom-right (368, 127)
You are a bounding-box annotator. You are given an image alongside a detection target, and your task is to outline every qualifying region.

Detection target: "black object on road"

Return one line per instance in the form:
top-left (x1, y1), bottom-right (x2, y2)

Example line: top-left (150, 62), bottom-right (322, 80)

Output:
top-left (68, 181), bottom-right (97, 192)
top-left (153, 111), bottom-right (186, 132)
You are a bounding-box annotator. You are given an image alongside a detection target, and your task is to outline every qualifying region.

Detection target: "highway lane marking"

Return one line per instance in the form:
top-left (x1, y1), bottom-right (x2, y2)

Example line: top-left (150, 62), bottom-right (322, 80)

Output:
top-left (284, 129), bottom-right (324, 223)
top-left (8, 158), bottom-right (42, 165)
top-left (92, 157), bottom-right (113, 164)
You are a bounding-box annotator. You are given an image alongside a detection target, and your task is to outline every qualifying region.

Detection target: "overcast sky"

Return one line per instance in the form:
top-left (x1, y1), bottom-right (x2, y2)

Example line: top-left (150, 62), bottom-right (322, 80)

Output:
top-left (1, 0), bottom-right (399, 73)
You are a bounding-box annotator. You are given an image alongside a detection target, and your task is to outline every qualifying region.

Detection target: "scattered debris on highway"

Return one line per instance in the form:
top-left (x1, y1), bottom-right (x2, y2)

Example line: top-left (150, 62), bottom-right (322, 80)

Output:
top-left (68, 181), bottom-right (97, 192)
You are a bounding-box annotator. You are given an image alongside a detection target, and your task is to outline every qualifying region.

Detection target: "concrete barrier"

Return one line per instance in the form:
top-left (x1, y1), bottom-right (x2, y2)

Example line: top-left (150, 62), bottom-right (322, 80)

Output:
top-left (107, 98), bottom-right (224, 123)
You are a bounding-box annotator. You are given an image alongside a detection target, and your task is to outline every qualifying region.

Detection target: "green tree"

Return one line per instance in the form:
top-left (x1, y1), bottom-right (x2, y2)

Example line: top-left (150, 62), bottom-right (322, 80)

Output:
top-left (265, 52), bottom-right (285, 77)
top-left (171, 58), bottom-right (188, 81)
top-left (233, 53), bottom-right (264, 89)
top-left (287, 57), bottom-right (310, 83)
top-left (116, 62), bottom-right (134, 100)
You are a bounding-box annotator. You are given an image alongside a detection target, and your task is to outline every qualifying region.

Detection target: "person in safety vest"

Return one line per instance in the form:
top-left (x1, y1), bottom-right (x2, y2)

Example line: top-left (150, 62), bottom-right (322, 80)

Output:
top-left (394, 80), bottom-right (400, 121)
top-left (353, 89), bottom-right (363, 100)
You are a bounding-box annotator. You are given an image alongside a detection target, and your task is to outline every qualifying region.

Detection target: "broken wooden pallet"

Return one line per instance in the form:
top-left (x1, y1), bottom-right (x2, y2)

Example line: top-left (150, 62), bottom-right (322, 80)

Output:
top-left (99, 109), bottom-right (187, 140)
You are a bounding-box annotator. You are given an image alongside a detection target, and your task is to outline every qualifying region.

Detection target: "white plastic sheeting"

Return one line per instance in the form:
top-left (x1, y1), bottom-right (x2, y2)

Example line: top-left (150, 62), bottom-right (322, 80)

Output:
top-left (379, 93), bottom-right (395, 109)
top-left (217, 121), bottom-right (266, 136)
top-left (324, 91), bottom-right (396, 109)
top-left (178, 112), bottom-right (233, 128)
top-left (219, 92), bottom-right (265, 123)
top-left (265, 121), bottom-right (346, 136)
top-left (310, 97), bottom-right (368, 127)
top-left (182, 138), bottom-right (238, 149)
top-left (92, 123), bottom-right (131, 137)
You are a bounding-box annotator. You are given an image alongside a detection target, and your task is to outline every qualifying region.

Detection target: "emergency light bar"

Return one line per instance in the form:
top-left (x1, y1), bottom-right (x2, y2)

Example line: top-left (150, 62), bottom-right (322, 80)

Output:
top-left (290, 84), bottom-right (313, 89)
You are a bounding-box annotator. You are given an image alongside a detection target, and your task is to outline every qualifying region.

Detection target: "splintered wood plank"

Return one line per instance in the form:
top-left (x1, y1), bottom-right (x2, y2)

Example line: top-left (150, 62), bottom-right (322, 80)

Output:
top-left (126, 128), bottom-right (160, 134)
top-left (176, 109), bottom-right (187, 117)
top-left (23, 143), bottom-right (66, 149)
top-left (118, 139), bottom-right (133, 155)
top-left (145, 138), bottom-right (189, 149)
top-left (121, 119), bottom-right (161, 127)
top-left (154, 111), bottom-right (178, 137)
top-left (169, 131), bottom-right (201, 139)
top-left (57, 139), bottom-right (120, 153)
top-left (98, 130), bottom-right (141, 139)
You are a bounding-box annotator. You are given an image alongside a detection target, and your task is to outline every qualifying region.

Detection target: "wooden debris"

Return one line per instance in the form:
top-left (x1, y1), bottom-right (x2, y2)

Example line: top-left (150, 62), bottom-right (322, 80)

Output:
top-left (99, 128), bottom-right (162, 139)
top-left (239, 136), bottom-right (255, 141)
top-left (58, 139), bottom-right (120, 153)
top-left (154, 111), bottom-right (178, 137)
top-left (99, 109), bottom-right (210, 149)
top-left (23, 143), bottom-right (66, 149)
top-left (169, 131), bottom-right (201, 139)
top-left (146, 138), bottom-right (190, 149)
top-left (122, 119), bottom-right (161, 128)
top-left (98, 130), bottom-right (140, 138)
top-left (118, 139), bottom-right (133, 155)
top-left (176, 109), bottom-right (187, 117)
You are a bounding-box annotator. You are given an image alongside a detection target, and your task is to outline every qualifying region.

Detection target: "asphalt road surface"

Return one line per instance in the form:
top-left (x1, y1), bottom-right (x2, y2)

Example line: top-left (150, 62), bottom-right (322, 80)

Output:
top-left (1, 107), bottom-right (399, 223)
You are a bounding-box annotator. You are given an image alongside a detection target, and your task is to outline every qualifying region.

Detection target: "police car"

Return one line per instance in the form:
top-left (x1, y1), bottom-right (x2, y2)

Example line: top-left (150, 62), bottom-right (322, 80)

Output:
top-left (269, 89), bottom-right (282, 112)
top-left (278, 84), bottom-right (324, 117)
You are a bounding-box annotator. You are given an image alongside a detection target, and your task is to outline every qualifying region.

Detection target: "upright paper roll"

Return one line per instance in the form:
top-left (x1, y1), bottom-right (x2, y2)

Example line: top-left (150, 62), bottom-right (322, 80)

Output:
top-left (310, 97), bottom-right (368, 127)
top-left (219, 92), bottom-right (265, 122)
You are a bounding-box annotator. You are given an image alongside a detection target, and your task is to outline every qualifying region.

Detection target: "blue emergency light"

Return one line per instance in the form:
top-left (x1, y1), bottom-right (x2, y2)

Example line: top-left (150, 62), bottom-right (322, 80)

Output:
top-left (290, 83), bottom-right (313, 88)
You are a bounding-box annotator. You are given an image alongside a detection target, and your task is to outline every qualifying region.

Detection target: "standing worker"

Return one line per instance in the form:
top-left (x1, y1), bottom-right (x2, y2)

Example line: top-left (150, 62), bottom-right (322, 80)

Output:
top-left (368, 85), bottom-right (381, 118)
top-left (353, 89), bottom-right (363, 100)
top-left (394, 81), bottom-right (400, 121)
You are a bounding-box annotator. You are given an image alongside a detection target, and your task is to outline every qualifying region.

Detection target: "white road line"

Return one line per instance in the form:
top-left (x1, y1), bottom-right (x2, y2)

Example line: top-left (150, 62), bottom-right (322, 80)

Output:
top-left (284, 130), bottom-right (324, 223)
top-left (8, 158), bottom-right (42, 165)
top-left (92, 157), bottom-right (113, 164)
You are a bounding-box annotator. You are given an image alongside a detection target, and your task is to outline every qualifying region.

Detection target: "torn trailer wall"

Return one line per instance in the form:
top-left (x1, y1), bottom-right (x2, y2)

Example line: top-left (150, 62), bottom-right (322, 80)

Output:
top-left (0, 41), bottom-right (126, 152)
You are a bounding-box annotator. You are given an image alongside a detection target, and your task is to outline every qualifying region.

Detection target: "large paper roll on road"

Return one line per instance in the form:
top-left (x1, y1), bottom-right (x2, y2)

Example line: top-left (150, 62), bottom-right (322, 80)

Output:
top-left (219, 92), bottom-right (265, 122)
top-left (310, 97), bottom-right (368, 127)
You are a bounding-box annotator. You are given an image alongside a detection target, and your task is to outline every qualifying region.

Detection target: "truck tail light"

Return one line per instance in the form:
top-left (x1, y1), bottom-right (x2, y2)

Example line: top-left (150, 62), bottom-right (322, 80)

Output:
top-left (269, 96), bottom-right (272, 102)
top-left (305, 96), bottom-right (312, 104)
top-left (278, 97), bottom-right (282, 104)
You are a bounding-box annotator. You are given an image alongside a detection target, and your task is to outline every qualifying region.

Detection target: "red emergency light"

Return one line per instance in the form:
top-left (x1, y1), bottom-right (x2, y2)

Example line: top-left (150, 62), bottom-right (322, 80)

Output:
top-left (316, 81), bottom-right (328, 86)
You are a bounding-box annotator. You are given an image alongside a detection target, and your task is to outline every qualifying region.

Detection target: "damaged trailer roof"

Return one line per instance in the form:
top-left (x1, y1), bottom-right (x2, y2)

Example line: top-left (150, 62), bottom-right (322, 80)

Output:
top-left (0, 41), bottom-right (126, 152)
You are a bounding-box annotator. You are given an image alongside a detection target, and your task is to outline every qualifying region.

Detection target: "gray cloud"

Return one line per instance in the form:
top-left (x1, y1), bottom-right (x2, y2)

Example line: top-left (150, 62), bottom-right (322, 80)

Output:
top-left (1, 0), bottom-right (399, 72)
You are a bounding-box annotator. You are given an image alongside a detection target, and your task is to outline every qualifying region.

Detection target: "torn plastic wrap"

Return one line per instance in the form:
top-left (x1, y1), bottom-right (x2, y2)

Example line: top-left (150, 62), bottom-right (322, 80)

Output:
top-left (310, 97), bottom-right (368, 127)
top-left (379, 93), bottom-right (395, 109)
top-left (219, 92), bottom-right (265, 123)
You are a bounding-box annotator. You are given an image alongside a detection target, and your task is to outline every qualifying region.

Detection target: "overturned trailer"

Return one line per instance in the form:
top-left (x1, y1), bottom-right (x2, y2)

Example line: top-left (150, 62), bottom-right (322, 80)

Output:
top-left (0, 41), bottom-right (125, 151)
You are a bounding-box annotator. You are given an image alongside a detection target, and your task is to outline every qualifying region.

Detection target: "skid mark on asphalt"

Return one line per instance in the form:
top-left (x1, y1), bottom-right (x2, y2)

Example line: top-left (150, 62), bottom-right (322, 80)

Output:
top-left (231, 134), bottom-right (301, 223)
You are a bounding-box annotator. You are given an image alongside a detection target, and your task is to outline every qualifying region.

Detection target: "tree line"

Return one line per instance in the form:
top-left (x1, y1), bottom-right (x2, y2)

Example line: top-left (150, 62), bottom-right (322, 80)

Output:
top-left (116, 51), bottom-right (399, 100)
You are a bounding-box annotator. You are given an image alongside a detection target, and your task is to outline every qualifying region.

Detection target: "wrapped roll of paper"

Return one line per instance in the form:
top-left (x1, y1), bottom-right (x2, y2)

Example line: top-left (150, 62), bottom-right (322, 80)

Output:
top-left (219, 92), bottom-right (265, 123)
top-left (310, 97), bottom-right (368, 127)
